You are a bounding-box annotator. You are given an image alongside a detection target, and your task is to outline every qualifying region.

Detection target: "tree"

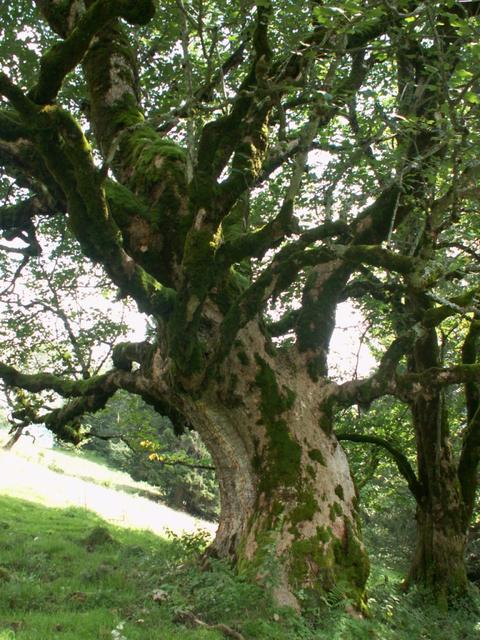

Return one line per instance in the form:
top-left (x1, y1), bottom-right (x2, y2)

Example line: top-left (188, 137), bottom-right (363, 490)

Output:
top-left (1, 0), bottom-right (480, 610)
top-left (0, 215), bottom-right (131, 446)
top-left (339, 317), bottom-right (480, 605)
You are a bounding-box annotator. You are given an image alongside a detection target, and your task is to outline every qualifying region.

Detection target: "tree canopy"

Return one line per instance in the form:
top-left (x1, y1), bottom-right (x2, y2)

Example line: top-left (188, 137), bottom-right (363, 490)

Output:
top-left (1, 0), bottom-right (480, 610)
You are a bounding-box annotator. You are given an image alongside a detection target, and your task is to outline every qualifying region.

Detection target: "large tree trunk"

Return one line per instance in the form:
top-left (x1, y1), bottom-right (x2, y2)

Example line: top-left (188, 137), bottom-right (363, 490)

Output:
top-left (402, 301), bottom-right (470, 604)
top-left (406, 388), bottom-right (469, 604)
top-left (171, 325), bottom-right (369, 611)
top-left (408, 498), bottom-right (468, 604)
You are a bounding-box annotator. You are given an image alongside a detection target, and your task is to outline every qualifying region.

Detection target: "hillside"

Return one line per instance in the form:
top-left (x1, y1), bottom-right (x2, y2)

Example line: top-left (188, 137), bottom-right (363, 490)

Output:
top-left (0, 440), bottom-right (216, 538)
top-left (0, 439), bottom-right (479, 640)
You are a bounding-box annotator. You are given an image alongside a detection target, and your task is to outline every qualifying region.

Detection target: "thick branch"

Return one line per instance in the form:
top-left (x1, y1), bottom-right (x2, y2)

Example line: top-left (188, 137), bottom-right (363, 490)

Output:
top-left (422, 290), bottom-right (480, 328)
top-left (396, 365), bottom-right (480, 397)
top-left (112, 340), bottom-right (152, 372)
top-left (0, 361), bottom-right (115, 398)
top-left (331, 333), bottom-right (414, 408)
top-left (217, 219), bottom-right (349, 270)
top-left (294, 185), bottom-right (401, 379)
top-left (267, 309), bottom-right (300, 338)
top-left (31, 0), bottom-right (155, 105)
top-left (4, 99), bottom-right (176, 317)
top-left (0, 198), bottom-right (46, 243)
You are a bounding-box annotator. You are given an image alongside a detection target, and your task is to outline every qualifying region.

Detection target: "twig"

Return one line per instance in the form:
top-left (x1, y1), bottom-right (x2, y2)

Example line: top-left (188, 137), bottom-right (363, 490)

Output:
top-left (173, 611), bottom-right (245, 640)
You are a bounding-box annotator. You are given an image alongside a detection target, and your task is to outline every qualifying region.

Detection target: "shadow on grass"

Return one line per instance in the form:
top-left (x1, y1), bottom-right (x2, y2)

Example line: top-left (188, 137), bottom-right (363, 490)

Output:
top-left (0, 495), bottom-right (216, 640)
top-left (0, 495), bottom-right (479, 640)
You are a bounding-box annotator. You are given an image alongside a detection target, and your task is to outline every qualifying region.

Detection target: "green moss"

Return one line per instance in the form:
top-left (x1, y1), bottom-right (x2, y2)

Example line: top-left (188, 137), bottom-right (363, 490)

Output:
top-left (288, 529), bottom-right (337, 595)
top-left (211, 269), bottom-right (249, 317)
top-left (254, 356), bottom-right (301, 493)
top-left (271, 501), bottom-right (284, 518)
top-left (182, 227), bottom-right (219, 293)
top-left (237, 350), bottom-right (249, 366)
top-left (306, 465), bottom-right (316, 479)
top-left (121, 127), bottom-right (186, 196)
top-left (329, 502), bottom-right (343, 521)
top-left (308, 448), bottom-right (326, 465)
top-left (289, 489), bottom-right (318, 529)
top-left (332, 518), bottom-right (370, 592)
top-left (318, 403), bottom-right (333, 435)
top-left (288, 518), bottom-right (368, 611)
top-left (106, 179), bottom-right (151, 225)
top-left (317, 525), bottom-right (333, 544)
top-left (334, 485), bottom-right (345, 501)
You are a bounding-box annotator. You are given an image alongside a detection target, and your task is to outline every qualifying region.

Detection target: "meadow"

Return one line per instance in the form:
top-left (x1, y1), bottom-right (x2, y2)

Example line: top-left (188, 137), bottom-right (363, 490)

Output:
top-left (0, 444), bottom-right (479, 639)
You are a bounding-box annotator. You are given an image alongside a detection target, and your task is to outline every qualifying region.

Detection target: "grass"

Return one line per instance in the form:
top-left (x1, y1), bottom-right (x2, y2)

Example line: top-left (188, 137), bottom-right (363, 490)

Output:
top-left (0, 494), bottom-right (479, 640)
top-left (0, 443), bottom-right (479, 639)
top-left (0, 496), bottom-right (220, 640)
top-left (0, 447), bottom-right (215, 538)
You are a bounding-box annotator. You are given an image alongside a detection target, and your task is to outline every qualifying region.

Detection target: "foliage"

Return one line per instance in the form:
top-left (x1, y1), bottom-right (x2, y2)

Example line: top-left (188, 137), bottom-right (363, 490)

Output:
top-left (80, 390), bottom-right (219, 520)
top-left (336, 398), bottom-right (417, 563)
top-left (0, 215), bottom-right (135, 438)
top-left (1, 0), bottom-right (480, 607)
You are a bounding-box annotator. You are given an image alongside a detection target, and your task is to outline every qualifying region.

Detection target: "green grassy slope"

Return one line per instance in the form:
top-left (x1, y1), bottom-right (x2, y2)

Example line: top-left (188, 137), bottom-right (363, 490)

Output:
top-left (0, 444), bottom-right (479, 639)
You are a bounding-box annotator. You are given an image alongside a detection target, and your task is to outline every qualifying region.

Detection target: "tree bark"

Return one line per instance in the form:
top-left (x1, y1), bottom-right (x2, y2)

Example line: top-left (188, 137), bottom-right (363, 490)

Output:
top-left (405, 324), bottom-right (469, 603)
top-left (2, 425), bottom-right (24, 450)
top-left (408, 494), bottom-right (468, 605)
top-left (166, 323), bottom-right (369, 610)
top-left (407, 430), bottom-right (468, 604)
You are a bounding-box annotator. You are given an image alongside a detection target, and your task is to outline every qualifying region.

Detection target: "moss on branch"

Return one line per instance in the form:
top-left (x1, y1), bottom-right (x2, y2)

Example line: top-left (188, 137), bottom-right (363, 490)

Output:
top-left (0, 361), bottom-right (112, 398)
top-left (341, 245), bottom-right (415, 275)
top-left (267, 309), bottom-right (300, 337)
top-left (30, 0), bottom-right (156, 105)
top-left (397, 364), bottom-right (480, 391)
top-left (216, 240), bottom-right (340, 361)
top-left (0, 74), bottom-right (39, 119)
top-left (217, 216), bottom-right (349, 270)
top-left (0, 198), bottom-right (43, 239)
top-left (192, 6), bottom-right (272, 223)
top-left (6, 102), bottom-right (176, 318)
top-left (422, 291), bottom-right (478, 328)
top-left (112, 340), bottom-right (152, 371)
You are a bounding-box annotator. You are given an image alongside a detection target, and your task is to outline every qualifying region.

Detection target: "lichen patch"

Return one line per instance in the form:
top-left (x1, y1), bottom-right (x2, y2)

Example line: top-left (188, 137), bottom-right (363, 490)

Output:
top-left (105, 54), bottom-right (137, 106)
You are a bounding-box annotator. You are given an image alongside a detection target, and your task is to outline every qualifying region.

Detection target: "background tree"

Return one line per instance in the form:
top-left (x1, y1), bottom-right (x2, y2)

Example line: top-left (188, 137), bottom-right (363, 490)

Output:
top-left (0, 213), bottom-right (132, 446)
top-left (0, 0), bottom-right (480, 611)
top-left (82, 390), bottom-right (219, 520)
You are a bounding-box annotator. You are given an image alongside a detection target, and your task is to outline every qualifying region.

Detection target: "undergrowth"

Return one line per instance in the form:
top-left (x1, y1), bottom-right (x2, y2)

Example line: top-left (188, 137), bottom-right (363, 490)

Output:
top-left (0, 495), bottom-right (479, 639)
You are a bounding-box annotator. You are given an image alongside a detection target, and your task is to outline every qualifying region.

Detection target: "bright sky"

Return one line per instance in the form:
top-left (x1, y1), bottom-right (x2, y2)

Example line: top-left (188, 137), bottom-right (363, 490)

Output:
top-left (330, 301), bottom-right (376, 380)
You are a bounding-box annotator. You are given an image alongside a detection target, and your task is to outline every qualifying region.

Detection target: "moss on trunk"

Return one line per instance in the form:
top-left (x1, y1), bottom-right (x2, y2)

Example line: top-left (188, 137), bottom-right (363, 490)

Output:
top-left (185, 343), bottom-right (370, 613)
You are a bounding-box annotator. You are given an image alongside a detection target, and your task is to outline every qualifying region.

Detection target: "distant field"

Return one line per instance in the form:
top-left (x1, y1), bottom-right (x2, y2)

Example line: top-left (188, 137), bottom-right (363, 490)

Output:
top-left (0, 441), bottom-right (216, 538)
